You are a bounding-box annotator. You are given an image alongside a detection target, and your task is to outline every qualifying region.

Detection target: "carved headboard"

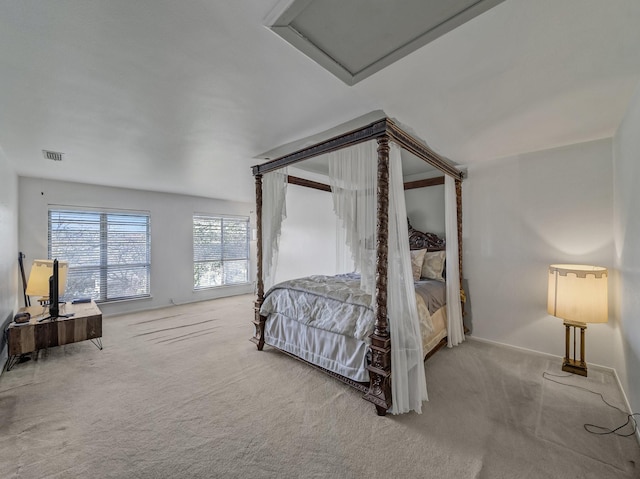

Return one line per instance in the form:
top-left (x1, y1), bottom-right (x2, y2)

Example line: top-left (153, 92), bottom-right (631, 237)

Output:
top-left (408, 220), bottom-right (445, 251)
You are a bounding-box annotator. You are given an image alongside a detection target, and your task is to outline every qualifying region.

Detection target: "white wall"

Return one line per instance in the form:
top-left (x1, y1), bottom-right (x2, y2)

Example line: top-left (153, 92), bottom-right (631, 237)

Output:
top-left (274, 172), bottom-right (446, 284)
top-left (0, 149), bottom-right (19, 372)
top-left (463, 138), bottom-right (617, 367)
top-left (275, 172), bottom-right (341, 284)
top-left (613, 83), bottom-right (640, 415)
top-left (404, 185), bottom-right (445, 236)
top-left (18, 177), bottom-right (255, 316)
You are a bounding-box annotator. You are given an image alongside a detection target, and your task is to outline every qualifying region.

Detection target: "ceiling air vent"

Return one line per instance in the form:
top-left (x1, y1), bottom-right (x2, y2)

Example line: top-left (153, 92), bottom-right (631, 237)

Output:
top-left (43, 150), bottom-right (64, 161)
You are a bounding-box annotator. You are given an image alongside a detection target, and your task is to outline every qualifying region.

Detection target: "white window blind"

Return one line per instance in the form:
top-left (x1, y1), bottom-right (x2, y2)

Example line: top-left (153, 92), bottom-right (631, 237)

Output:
top-left (49, 209), bottom-right (151, 302)
top-left (193, 215), bottom-right (249, 289)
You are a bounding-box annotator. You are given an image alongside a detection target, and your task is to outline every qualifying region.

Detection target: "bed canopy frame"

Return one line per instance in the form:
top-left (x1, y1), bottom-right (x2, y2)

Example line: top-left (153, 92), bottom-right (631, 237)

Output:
top-left (251, 116), bottom-right (464, 415)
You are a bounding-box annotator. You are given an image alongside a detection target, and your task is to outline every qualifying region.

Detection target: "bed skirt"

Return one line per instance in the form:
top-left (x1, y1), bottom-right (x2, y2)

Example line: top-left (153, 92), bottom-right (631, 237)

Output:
top-left (264, 306), bottom-right (448, 383)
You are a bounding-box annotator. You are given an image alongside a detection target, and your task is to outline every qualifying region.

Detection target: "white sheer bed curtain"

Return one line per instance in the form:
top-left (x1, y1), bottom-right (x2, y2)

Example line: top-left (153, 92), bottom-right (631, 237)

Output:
top-left (262, 168), bottom-right (288, 292)
top-left (328, 141), bottom-right (428, 415)
top-left (328, 141), bottom-right (377, 292)
top-left (444, 175), bottom-right (465, 346)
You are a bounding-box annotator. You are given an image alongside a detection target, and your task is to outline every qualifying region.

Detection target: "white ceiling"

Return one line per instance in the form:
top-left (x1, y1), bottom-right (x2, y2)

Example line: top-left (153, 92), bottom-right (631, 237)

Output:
top-left (1, 0), bottom-right (639, 204)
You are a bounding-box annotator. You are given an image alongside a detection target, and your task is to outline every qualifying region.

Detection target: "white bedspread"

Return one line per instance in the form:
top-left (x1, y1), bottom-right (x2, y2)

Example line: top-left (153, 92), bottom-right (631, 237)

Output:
top-left (260, 274), bottom-right (375, 341)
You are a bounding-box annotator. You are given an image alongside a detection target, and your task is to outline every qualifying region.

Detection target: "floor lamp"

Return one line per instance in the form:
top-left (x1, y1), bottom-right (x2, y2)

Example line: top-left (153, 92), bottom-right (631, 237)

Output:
top-left (547, 264), bottom-right (608, 377)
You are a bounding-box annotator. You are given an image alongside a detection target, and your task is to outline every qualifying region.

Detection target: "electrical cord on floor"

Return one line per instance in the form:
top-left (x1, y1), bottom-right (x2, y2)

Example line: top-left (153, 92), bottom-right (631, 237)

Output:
top-left (542, 371), bottom-right (639, 437)
top-left (584, 414), bottom-right (639, 437)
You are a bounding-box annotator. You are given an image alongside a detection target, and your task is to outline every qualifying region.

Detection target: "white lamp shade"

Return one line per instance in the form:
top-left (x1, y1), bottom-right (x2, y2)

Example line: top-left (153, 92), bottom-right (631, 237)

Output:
top-left (25, 259), bottom-right (69, 297)
top-left (547, 264), bottom-right (608, 324)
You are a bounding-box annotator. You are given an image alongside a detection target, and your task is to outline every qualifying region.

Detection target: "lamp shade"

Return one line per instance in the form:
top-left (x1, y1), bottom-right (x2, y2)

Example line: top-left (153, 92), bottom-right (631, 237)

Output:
top-left (25, 259), bottom-right (68, 297)
top-left (547, 264), bottom-right (608, 324)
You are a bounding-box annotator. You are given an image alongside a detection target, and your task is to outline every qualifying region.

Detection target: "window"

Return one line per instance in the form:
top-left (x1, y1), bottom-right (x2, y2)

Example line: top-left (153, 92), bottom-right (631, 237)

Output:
top-left (193, 215), bottom-right (250, 289)
top-left (49, 209), bottom-right (151, 302)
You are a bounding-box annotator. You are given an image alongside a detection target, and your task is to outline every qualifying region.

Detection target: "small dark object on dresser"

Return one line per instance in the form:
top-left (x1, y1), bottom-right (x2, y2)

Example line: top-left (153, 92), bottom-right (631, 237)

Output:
top-left (13, 312), bottom-right (30, 324)
top-left (72, 297), bottom-right (92, 304)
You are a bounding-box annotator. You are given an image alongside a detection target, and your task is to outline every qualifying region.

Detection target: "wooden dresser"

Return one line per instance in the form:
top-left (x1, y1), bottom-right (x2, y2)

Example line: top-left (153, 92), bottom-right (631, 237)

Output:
top-left (6, 300), bottom-right (102, 370)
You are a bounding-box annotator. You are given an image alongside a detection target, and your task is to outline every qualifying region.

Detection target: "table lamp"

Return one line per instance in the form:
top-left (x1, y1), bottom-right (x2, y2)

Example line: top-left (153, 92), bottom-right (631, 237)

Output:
top-left (25, 259), bottom-right (68, 305)
top-left (547, 264), bottom-right (608, 377)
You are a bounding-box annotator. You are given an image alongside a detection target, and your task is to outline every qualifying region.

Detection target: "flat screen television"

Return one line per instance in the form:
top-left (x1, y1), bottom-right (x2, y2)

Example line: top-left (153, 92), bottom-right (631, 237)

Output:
top-left (49, 259), bottom-right (60, 318)
top-left (39, 258), bottom-right (70, 321)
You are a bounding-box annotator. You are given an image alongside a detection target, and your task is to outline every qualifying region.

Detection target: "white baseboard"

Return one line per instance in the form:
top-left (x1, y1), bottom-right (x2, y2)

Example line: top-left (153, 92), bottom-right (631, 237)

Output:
top-left (466, 335), bottom-right (564, 361)
top-left (467, 335), bottom-right (616, 372)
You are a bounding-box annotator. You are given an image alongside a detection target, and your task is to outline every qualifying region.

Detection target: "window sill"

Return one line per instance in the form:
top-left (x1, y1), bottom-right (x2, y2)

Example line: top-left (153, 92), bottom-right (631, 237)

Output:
top-left (96, 295), bottom-right (153, 305)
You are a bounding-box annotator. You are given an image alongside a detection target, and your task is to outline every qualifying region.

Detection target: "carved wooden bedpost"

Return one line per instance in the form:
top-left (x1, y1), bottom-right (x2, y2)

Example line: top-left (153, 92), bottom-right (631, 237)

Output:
top-left (364, 136), bottom-right (393, 416)
top-left (251, 173), bottom-right (266, 350)
top-left (455, 178), bottom-right (465, 314)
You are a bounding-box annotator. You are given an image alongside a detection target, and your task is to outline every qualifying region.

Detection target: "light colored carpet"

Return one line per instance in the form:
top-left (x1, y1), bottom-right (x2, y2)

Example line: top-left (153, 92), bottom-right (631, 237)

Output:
top-left (0, 294), bottom-right (638, 478)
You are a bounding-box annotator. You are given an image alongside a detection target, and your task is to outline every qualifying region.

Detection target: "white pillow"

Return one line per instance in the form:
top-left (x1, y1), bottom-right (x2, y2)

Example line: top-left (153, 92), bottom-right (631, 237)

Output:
top-left (421, 250), bottom-right (446, 282)
top-left (410, 249), bottom-right (427, 281)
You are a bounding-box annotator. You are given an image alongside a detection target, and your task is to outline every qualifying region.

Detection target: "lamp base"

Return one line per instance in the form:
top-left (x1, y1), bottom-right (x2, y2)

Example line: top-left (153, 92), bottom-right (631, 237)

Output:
top-left (563, 320), bottom-right (588, 377)
top-left (562, 358), bottom-right (587, 377)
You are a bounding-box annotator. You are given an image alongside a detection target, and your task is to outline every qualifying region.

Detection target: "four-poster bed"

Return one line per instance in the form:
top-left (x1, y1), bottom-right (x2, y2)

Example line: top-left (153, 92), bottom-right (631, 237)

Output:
top-left (251, 117), bottom-right (464, 416)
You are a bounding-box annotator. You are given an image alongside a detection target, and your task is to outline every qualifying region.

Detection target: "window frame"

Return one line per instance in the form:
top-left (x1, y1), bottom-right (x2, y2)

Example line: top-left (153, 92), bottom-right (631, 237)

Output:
top-left (48, 207), bottom-right (151, 303)
top-left (193, 214), bottom-right (251, 290)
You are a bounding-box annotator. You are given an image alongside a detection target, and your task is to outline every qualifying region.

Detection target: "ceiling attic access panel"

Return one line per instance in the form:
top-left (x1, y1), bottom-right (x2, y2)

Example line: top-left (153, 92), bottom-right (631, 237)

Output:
top-left (265, 0), bottom-right (506, 85)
